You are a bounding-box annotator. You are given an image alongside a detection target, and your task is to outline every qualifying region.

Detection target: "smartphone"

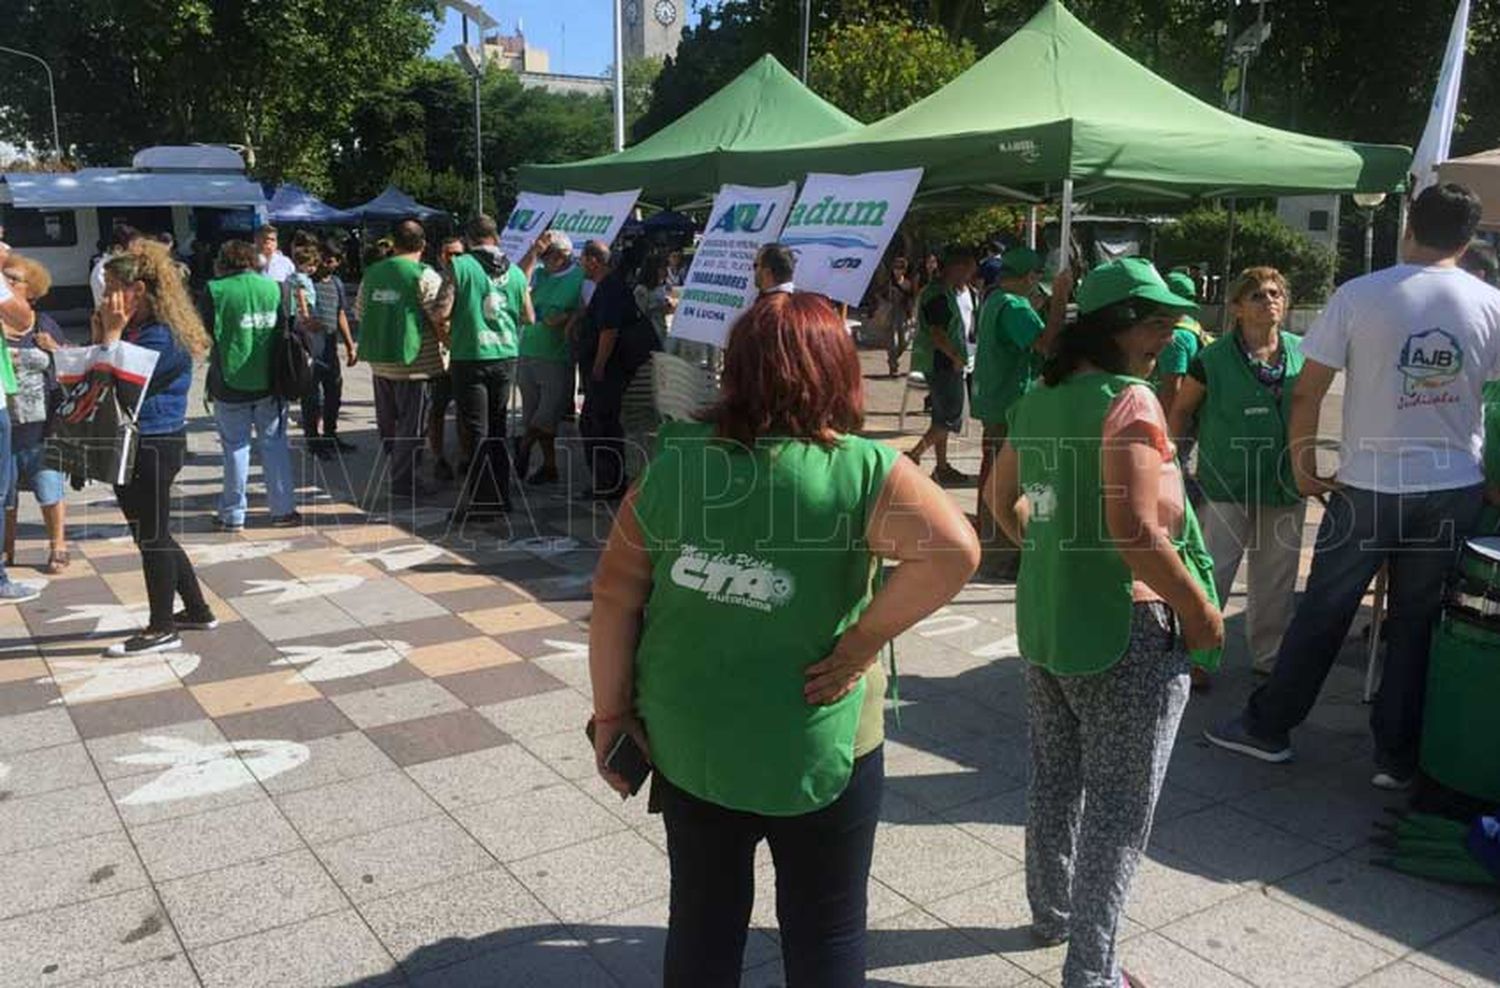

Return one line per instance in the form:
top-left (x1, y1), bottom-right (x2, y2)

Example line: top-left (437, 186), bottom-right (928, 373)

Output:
top-left (585, 719), bottom-right (652, 797)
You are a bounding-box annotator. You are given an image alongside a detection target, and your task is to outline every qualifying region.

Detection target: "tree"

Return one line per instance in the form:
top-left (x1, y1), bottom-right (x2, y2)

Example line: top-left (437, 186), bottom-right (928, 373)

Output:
top-left (0, 0), bottom-right (437, 187)
top-left (625, 57), bottom-right (665, 133)
top-left (811, 9), bottom-right (975, 123)
top-left (1157, 206), bottom-right (1336, 305)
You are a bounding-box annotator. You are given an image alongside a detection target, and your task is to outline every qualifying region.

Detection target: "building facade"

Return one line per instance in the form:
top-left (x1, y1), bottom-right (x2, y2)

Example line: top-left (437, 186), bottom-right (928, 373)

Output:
top-left (623, 0), bottom-right (685, 61)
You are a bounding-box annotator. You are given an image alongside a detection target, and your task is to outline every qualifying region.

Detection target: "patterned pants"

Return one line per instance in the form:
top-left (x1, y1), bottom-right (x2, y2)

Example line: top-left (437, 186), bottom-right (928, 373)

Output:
top-left (1025, 602), bottom-right (1191, 988)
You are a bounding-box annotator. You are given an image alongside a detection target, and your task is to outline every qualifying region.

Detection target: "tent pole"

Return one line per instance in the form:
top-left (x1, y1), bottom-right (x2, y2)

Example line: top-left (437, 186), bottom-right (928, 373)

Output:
top-left (1058, 179), bottom-right (1075, 274)
top-left (1397, 192), bottom-right (1409, 259)
top-left (1026, 206), bottom-right (1038, 249)
top-left (613, 0), bottom-right (626, 151)
top-left (1220, 199), bottom-right (1238, 331)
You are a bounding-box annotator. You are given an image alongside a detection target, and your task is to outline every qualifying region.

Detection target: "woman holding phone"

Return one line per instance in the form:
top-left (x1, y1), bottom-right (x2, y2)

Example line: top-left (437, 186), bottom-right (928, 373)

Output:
top-left (589, 292), bottom-right (978, 988)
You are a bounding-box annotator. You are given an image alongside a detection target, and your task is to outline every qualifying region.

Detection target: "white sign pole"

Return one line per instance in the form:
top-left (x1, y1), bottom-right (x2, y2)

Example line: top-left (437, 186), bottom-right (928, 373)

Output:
top-left (671, 182), bottom-right (798, 348)
top-left (780, 168), bottom-right (923, 306)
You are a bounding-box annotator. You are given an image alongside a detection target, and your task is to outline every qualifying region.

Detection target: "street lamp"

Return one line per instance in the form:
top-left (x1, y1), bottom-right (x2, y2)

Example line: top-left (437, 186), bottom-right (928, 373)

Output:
top-left (1354, 192), bottom-right (1388, 274)
top-left (0, 46), bottom-right (61, 161)
top-left (439, 0), bottom-right (497, 217)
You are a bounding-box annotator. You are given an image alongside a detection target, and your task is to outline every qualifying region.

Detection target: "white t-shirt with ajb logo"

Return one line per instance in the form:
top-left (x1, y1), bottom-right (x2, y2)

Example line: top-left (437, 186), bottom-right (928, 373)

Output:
top-left (1302, 263), bottom-right (1500, 493)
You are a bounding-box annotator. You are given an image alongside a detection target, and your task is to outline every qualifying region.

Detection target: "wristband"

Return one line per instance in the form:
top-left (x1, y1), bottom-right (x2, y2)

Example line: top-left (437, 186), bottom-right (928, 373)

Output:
top-left (592, 710), bottom-right (632, 726)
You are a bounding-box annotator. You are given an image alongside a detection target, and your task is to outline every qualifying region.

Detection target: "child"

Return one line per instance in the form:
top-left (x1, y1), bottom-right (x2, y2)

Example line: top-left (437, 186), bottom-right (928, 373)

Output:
top-left (298, 243), bottom-right (357, 456)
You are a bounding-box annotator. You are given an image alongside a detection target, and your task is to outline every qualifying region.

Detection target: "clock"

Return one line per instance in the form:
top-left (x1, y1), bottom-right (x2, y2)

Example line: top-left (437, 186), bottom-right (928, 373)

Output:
top-left (653, 0), bottom-right (677, 25)
top-left (624, 0), bottom-right (639, 23)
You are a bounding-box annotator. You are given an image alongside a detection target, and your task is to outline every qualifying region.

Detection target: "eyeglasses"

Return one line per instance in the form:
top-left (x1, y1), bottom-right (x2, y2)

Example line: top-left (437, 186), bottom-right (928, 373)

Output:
top-left (1247, 287), bottom-right (1284, 303)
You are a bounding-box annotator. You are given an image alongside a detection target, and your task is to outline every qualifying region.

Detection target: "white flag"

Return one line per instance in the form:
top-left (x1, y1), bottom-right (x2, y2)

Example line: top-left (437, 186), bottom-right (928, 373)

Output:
top-left (1410, 0), bottom-right (1470, 194)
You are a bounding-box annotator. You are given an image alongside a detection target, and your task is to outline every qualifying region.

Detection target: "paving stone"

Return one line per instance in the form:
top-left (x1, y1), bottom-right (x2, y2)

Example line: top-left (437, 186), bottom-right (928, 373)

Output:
top-left (106, 763), bottom-right (270, 827)
top-left (0, 888), bottom-right (175, 988)
top-left (1234, 780), bottom-right (1392, 853)
top-left (249, 729), bottom-right (396, 794)
top-left (86, 719), bottom-right (227, 781)
top-left (314, 813), bottom-right (493, 904)
top-left (328, 678), bottom-right (466, 730)
top-left (157, 849), bottom-right (347, 948)
top-left (583, 894), bottom-right (778, 988)
top-left (188, 669), bottom-right (322, 719)
top-left (406, 932), bottom-right (619, 988)
top-left (276, 769), bottom-right (440, 844)
top-left (519, 730), bottom-right (596, 781)
top-left (942, 787), bottom-right (1028, 859)
top-left (1125, 851), bottom-right (1243, 931)
top-left (885, 739), bottom-right (1024, 814)
top-left (364, 708), bottom-right (511, 767)
top-left (190, 908), bottom-right (400, 988)
top-left (359, 867), bottom-right (558, 973)
top-left (865, 908), bottom-right (1035, 987)
top-left (234, 594), bottom-right (359, 642)
top-left (1150, 805), bottom-right (1342, 886)
top-left (0, 705), bottom-right (76, 755)
top-left (64, 953), bottom-right (201, 988)
top-left (131, 799), bottom-right (303, 882)
top-left (0, 831), bottom-right (150, 921)
top-left (1355, 961), bottom-right (1474, 987)
top-left (67, 688), bottom-right (208, 741)
top-left (475, 688), bottom-right (592, 741)
top-left (213, 697), bottom-right (355, 743)
top-left (329, 576), bottom-right (450, 627)
top-left (0, 781), bottom-right (119, 856)
top-left (405, 741), bottom-right (564, 810)
top-left (435, 661), bottom-right (568, 707)
top-left (0, 740), bottom-right (97, 798)
top-left (871, 794), bottom-right (1022, 906)
top-left (453, 782), bottom-right (628, 862)
top-left (1161, 890), bottom-right (1394, 988)
top-left (1113, 932), bottom-right (1255, 987)
top-left (1405, 913), bottom-right (1500, 988)
top-left (1268, 854), bottom-right (1499, 955)
top-left (514, 830), bottom-right (668, 924)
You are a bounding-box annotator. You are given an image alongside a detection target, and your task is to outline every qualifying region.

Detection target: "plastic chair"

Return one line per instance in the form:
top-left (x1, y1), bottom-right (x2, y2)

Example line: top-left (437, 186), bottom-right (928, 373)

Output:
top-left (897, 371), bottom-right (927, 432)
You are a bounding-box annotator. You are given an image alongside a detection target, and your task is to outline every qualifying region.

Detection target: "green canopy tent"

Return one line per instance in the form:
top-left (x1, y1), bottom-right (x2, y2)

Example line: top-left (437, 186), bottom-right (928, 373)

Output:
top-left (719, 0), bottom-right (1410, 248)
top-left (516, 55), bottom-right (861, 207)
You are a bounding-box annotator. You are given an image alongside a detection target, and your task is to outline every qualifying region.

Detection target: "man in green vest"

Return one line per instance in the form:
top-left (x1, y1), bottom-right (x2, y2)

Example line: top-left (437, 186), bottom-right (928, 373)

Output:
top-left (906, 245), bottom-right (977, 485)
top-left (971, 247), bottom-right (1073, 577)
top-left (1152, 270), bottom-right (1208, 420)
top-left (357, 219), bottom-right (446, 501)
top-left (434, 214), bottom-right (533, 520)
top-left (203, 239), bottom-right (297, 531)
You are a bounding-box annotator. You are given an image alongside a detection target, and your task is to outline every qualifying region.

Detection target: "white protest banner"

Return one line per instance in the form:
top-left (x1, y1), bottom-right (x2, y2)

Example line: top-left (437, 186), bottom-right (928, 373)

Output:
top-left (782, 168), bottom-right (923, 306)
top-left (499, 192), bottom-right (562, 259)
top-left (671, 182), bottom-right (797, 348)
top-left (547, 188), bottom-right (642, 251)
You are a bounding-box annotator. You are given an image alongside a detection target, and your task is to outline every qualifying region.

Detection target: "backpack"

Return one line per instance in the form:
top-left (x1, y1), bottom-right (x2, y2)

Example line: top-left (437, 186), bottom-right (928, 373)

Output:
top-left (271, 282), bottom-right (315, 400)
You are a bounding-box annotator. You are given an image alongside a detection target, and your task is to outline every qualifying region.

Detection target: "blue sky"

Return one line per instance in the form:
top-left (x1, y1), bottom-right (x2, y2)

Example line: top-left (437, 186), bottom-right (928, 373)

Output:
top-left (428, 1), bottom-right (712, 77)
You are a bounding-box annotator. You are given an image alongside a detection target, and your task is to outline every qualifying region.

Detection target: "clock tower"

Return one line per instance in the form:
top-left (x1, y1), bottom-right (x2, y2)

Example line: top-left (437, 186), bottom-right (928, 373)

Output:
top-left (623, 0), bottom-right (684, 62)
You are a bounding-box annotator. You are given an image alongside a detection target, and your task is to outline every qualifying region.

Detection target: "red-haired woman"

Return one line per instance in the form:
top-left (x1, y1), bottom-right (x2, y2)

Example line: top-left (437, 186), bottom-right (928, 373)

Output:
top-left (590, 291), bottom-right (979, 987)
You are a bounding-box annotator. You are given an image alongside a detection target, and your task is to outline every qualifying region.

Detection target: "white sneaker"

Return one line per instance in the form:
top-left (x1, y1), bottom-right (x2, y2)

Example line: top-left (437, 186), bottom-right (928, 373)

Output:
top-left (1371, 771), bottom-right (1413, 791)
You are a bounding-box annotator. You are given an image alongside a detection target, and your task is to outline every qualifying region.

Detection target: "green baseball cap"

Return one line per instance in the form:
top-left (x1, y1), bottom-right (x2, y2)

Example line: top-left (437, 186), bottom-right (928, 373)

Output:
top-left (1165, 270), bottom-right (1198, 301)
top-left (1075, 257), bottom-right (1199, 315)
top-left (998, 246), bottom-right (1045, 278)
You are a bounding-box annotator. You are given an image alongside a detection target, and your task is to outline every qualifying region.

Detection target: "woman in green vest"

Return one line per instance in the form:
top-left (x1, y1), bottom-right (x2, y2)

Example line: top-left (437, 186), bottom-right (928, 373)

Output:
top-left (985, 258), bottom-right (1223, 988)
top-left (590, 292), bottom-right (979, 988)
top-left (1168, 267), bottom-right (1305, 687)
top-left (516, 231), bottom-right (585, 485)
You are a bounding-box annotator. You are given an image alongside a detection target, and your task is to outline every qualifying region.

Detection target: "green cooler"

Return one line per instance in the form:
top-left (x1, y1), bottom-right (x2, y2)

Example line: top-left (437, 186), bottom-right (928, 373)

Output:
top-left (1421, 611), bottom-right (1500, 803)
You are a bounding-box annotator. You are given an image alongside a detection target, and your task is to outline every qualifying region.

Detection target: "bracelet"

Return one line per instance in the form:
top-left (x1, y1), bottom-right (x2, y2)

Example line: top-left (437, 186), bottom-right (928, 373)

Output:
top-left (592, 710), bottom-right (633, 726)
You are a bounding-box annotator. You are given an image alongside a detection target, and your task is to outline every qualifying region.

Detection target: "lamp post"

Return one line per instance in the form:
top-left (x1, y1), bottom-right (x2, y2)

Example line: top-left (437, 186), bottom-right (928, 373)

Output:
top-left (0, 46), bottom-right (61, 161)
top-left (439, 0), bottom-right (497, 217)
top-left (800, 0), bottom-right (812, 82)
top-left (1353, 192), bottom-right (1388, 274)
top-left (613, 0), bottom-right (625, 151)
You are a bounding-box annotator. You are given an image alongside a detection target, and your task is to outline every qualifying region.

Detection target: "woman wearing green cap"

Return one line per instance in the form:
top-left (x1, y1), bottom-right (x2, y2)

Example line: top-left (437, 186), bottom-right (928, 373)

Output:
top-left (1168, 267), bottom-right (1305, 687)
top-left (591, 292), bottom-right (979, 987)
top-left (985, 257), bottom-right (1223, 988)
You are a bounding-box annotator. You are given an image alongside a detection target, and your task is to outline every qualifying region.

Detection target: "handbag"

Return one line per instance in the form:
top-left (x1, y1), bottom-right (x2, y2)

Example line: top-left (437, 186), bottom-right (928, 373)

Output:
top-left (271, 285), bottom-right (315, 400)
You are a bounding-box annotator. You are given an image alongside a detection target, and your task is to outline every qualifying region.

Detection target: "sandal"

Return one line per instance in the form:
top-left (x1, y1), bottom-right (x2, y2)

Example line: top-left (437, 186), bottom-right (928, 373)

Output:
top-left (44, 549), bottom-right (70, 575)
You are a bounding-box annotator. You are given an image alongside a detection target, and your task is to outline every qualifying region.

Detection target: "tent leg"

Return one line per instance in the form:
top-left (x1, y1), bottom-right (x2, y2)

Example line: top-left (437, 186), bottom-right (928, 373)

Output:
top-left (1026, 206), bottom-right (1039, 249)
top-left (1397, 192), bottom-right (1409, 260)
top-left (1058, 180), bottom-right (1075, 272)
top-left (1220, 199), bottom-right (1238, 331)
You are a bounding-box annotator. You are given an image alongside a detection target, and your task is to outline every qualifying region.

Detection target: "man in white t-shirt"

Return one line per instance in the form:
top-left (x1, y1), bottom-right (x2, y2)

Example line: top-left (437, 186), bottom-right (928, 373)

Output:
top-left (1207, 184), bottom-right (1500, 788)
top-left (256, 226), bottom-right (295, 283)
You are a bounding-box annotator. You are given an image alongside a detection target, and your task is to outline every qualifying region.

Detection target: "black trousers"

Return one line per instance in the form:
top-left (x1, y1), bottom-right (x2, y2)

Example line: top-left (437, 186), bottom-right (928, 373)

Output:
top-left (451, 359), bottom-right (515, 512)
top-left (580, 366), bottom-right (631, 498)
top-left (299, 338), bottom-right (343, 437)
top-left (114, 432), bottom-right (207, 632)
top-left (657, 747), bottom-right (884, 988)
top-left (372, 376), bottom-right (429, 493)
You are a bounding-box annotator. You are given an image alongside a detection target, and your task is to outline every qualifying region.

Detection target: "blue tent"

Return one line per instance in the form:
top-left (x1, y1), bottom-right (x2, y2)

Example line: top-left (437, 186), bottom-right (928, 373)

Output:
top-left (349, 185), bottom-right (447, 222)
top-left (266, 183), bottom-right (359, 225)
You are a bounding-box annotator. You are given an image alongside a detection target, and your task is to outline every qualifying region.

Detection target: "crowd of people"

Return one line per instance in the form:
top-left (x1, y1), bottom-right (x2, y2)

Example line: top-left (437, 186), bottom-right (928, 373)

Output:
top-left (0, 181), bottom-right (1498, 987)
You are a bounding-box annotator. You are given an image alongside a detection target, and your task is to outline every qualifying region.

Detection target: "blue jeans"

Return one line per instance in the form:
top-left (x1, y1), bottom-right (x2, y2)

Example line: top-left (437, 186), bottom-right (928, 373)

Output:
top-left (0, 409), bottom-right (12, 586)
top-left (1245, 483), bottom-right (1483, 774)
top-left (214, 396), bottom-right (295, 525)
top-left (9, 444), bottom-right (65, 508)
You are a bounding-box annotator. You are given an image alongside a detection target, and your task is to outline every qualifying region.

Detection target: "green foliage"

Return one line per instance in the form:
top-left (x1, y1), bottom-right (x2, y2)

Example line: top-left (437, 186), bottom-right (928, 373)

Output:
top-left (0, 0), bottom-right (438, 186)
top-left (625, 57), bottom-right (665, 132)
top-left (810, 10), bottom-right (975, 123)
top-left (1156, 207), bottom-right (1336, 305)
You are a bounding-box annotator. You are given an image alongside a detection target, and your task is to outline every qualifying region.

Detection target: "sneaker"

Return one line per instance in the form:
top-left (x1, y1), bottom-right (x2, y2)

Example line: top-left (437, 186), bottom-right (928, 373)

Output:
top-left (1203, 715), bottom-right (1293, 763)
top-left (1371, 770), bottom-right (1413, 791)
top-left (269, 511), bottom-right (304, 529)
top-left (106, 630), bottom-right (182, 657)
top-left (0, 582), bottom-right (41, 605)
top-left (173, 609), bottom-right (219, 631)
top-left (1122, 970), bottom-right (1149, 988)
top-left (1029, 925), bottom-right (1068, 948)
top-left (212, 517), bottom-right (244, 533)
top-left (932, 464), bottom-right (972, 486)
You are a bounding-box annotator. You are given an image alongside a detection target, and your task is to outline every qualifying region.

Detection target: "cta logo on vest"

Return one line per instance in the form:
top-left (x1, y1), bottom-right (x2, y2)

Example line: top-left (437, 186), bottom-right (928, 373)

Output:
top-left (239, 311), bottom-right (276, 330)
top-left (669, 546), bottom-right (795, 612)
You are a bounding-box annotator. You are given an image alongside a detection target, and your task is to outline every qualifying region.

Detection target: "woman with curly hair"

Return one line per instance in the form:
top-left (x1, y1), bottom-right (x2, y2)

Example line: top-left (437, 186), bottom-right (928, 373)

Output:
top-left (95, 241), bottom-right (215, 656)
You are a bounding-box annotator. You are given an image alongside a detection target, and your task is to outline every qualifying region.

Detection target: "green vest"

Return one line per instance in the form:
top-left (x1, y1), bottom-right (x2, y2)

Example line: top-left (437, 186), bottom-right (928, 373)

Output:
top-left (971, 291), bottom-right (1043, 424)
top-left (0, 340), bottom-right (16, 396)
top-left (207, 272), bottom-right (282, 393)
top-left (911, 282), bottom-right (967, 376)
top-left (520, 264), bottom-right (585, 362)
top-left (1009, 373), bottom-right (1221, 675)
top-left (449, 255), bottom-right (524, 362)
top-left (632, 421), bottom-right (897, 816)
top-left (359, 257), bottom-right (427, 365)
top-left (1193, 331), bottom-right (1304, 507)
